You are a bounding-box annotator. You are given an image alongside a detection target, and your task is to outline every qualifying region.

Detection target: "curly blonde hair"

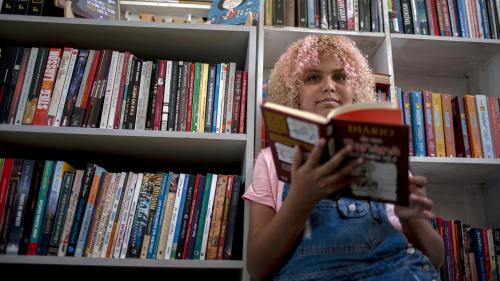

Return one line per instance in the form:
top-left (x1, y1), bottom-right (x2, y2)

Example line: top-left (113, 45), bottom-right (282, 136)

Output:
top-left (267, 35), bottom-right (375, 108)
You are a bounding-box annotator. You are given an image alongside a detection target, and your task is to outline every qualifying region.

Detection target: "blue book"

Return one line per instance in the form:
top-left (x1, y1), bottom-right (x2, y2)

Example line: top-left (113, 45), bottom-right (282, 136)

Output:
top-left (307, 0), bottom-right (315, 28)
top-left (470, 228), bottom-right (487, 281)
top-left (61, 49), bottom-right (89, 127)
top-left (455, 0), bottom-right (469, 37)
top-left (394, 0), bottom-right (405, 33)
top-left (211, 64), bottom-right (221, 133)
top-left (410, 91), bottom-right (426, 156)
top-left (208, 0), bottom-right (259, 25)
top-left (6, 160), bottom-right (34, 255)
top-left (147, 172), bottom-right (170, 259)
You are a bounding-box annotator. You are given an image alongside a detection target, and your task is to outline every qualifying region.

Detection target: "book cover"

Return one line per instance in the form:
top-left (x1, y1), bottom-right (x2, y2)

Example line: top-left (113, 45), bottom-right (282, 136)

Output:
top-left (208, 0), bottom-right (260, 25)
top-left (261, 101), bottom-right (409, 206)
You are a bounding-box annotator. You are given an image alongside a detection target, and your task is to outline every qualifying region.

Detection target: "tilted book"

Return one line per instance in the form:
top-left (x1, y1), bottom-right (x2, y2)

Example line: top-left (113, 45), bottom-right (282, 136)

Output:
top-left (261, 101), bottom-right (409, 206)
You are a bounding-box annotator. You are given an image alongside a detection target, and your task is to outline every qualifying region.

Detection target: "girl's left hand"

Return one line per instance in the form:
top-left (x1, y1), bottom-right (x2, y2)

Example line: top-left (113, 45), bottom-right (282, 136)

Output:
top-left (395, 175), bottom-right (435, 221)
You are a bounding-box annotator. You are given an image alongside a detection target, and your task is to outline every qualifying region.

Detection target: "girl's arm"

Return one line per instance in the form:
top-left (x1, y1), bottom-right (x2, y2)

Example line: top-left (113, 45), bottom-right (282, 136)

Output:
top-left (246, 140), bottom-right (363, 280)
top-left (396, 176), bottom-right (445, 269)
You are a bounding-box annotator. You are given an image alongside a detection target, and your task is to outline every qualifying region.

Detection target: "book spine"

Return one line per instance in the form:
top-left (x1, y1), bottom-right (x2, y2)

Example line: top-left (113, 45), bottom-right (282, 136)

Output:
top-left (32, 48), bottom-right (62, 125)
top-left (475, 95), bottom-right (495, 158)
top-left (487, 96), bottom-right (500, 158)
top-left (464, 95), bottom-right (483, 158)
top-left (422, 91), bottom-right (436, 156)
top-left (432, 93), bottom-right (446, 157)
top-left (410, 91), bottom-right (426, 156)
top-left (402, 91), bottom-right (414, 156)
top-left (441, 93), bottom-right (457, 157)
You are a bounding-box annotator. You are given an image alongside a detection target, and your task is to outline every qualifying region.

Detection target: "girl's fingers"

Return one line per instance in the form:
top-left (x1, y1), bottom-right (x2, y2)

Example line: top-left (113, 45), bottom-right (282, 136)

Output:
top-left (409, 193), bottom-right (433, 211)
top-left (292, 145), bottom-right (304, 173)
top-left (318, 158), bottom-right (363, 189)
top-left (304, 138), bottom-right (326, 168)
top-left (409, 175), bottom-right (427, 187)
top-left (315, 144), bottom-right (353, 178)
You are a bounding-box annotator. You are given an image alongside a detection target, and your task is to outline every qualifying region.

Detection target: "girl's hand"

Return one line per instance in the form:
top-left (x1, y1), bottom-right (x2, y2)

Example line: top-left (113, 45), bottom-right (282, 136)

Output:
top-left (395, 175), bottom-right (435, 221)
top-left (289, 138), bottom-right (364, 209)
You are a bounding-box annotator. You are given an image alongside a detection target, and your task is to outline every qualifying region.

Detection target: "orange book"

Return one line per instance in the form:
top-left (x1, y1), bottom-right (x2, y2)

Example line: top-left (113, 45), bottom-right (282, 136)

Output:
top-left (432, 93), bottom-right (446, 157)
top-left (487, 96), bottom-right (500, 158)
top-left (217, 175), bottom-right (233, 259)
top-left (205, 175), bottom-right (228, 260)
top-left (464, 95), bottom-right (483, 158)
top-left (441, 94), bottom-right (456, 157)
top-left (32, 48), bottom-right (62, 126)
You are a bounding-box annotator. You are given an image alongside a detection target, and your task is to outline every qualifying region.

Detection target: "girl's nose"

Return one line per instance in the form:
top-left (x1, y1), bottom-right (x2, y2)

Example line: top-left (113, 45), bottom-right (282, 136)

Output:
top-left (323, 77), bottom-right (336, 93)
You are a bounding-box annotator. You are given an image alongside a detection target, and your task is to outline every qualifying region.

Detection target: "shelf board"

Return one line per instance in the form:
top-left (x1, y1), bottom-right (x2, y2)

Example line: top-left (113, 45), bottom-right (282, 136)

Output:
top-left (0, 125), bottom-right (247, 169)
top-left (120, 0), bottom-right (210, 18)
top-left (391, 34), bottom-right (500, 77)
top-left (0, 15), bottom-right (253, 67)
top-left (0, 255), bottom-right (244, 269)
top-left (410, 156), bottom-right (500, 185)
top-left (263, 26), bottom-right (386, 68)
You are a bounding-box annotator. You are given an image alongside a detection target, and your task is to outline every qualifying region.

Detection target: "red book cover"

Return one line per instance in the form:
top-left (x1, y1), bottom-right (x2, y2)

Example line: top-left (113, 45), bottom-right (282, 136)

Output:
top-left (238, 71), bottom-right (247, 133)
top-left (113, 52), bottom-right (130, 129)
top-left (185, 63), bottom-right (195, 132)
top-left (153, 60), bottom-right (166, 131)
top-left (487, 96), bottom-right (500, 158)
top-left (481, 228), bottom-right (492, 281)
top-left (261, 101), bottom-right (409, 206)
top-left (451, 96), bottom-right (472, 157)
top-left (32, 48), bottom-right (62, 125)
top-left (8, 49), bottom-right (30, 124)
top-left (0, 158), bottom-right (14, 232)
top-left (423, 91), bottom-right (436, 156)
top-left (426, 0), bottom-right (441, 35)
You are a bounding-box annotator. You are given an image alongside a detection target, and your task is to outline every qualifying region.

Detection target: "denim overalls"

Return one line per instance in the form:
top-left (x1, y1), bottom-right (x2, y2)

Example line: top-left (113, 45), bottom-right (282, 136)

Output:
top-left (273, 183), bottom-right (440, 281)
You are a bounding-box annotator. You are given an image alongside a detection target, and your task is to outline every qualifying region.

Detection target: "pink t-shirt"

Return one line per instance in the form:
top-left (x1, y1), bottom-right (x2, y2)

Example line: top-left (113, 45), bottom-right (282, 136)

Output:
top-left (243, 148), bottom-right (402, 231)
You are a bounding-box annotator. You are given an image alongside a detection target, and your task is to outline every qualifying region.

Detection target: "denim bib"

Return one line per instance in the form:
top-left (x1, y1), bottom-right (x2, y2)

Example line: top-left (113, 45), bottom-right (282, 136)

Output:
top-left (273, 183), bottom-right (440, 281)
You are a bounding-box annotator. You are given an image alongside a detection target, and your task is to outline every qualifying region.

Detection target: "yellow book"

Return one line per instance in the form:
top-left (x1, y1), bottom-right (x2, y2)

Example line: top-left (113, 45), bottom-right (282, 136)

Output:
top-left (198, 63), bottom-right (209, 133)
top-left (432, 93), bottom-right (446, 157)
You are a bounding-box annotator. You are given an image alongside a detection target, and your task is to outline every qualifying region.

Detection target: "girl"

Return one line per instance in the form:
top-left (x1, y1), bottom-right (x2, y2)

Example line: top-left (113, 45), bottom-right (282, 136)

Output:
top-left (243, 35), bottom-right (444, 281)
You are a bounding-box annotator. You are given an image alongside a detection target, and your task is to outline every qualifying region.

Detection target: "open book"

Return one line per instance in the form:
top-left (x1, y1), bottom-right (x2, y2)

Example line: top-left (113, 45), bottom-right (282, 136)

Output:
top-left (261, 101), bottom-right (410, 206)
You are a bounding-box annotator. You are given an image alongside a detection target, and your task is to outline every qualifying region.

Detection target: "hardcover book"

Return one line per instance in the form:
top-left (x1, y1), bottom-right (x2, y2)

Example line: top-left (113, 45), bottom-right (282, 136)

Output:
top-left (261, 101), bottom-right (409, 206)
top-left (207, 0), bottom-right (259, 25)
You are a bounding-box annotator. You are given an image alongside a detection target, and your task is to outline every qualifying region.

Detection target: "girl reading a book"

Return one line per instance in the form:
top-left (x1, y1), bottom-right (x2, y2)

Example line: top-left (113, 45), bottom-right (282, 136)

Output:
top-left (243, 35), bottom-right (444, 281)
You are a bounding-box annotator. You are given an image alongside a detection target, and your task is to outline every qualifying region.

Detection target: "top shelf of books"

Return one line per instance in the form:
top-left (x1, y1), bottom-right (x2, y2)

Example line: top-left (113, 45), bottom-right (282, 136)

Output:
top-left (0, 15), bottom-right (255, 67)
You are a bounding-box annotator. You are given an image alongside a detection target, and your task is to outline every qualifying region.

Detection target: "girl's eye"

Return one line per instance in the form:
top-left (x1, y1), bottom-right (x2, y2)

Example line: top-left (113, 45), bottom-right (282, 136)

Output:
top-left (334, 74), bottom-right (346, 81)
top-left (306, 75), bottom-right (320, 82)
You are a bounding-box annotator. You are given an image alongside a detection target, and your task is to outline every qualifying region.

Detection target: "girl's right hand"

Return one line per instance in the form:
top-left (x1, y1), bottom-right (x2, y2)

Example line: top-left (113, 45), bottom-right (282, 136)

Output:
top-left (289, 138), bottom-right (365, 209)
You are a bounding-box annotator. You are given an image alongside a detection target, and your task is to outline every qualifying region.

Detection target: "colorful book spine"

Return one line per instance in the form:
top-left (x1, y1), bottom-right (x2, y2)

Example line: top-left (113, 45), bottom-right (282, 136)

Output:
top-left (410, 91), bottom-right (426, 156)
top-left (432, 93), bottom-right (446, 157)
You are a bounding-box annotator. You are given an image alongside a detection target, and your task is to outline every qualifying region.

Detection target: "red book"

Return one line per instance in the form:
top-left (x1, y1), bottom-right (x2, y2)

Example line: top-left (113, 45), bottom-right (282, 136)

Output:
top-left (113, 52), bottom-right (130, 129)
top-left (32, 48), bottom-right (62, 126)
top-left (153, 60), bottom-right (166, 130)
top-left (238, 71), bottom-right (248, 134)
top-left (451, 96), bottom-right (472, 157)
top-left (185, 63), bottom-right (195, 132)
top-left (8, 48), bottom-right (31, 124)
top-left (423, 91), bottom-right (436, 156)
top-left (182, 174), bottom-right (201, 259)
top-left (487, 96), bottom-right (500, 158)
top-left (0, 158), bottom-right (14, 232)
top-left (426, 0), bottom-right (441, 35)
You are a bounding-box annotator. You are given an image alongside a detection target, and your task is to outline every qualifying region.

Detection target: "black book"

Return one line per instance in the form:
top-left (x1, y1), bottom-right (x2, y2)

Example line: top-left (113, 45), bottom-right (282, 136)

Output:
top-left (167, 60), bottom-right (179, 131)
top-left (175, 174), bottom-right (196, 259)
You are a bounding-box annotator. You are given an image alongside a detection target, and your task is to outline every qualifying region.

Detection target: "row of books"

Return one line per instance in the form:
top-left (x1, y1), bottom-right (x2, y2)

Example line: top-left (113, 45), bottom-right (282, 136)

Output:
top-left (396, 90), bottom-right (500, 158)
top-left (0, 46), bottom-right (248, 133)
top-left (0, 158), bottom-right (243, 260)
top-left (388, 0), bottom-right (500, 39)
top-left (265, 0), bottom-right (384, 32)
top-left (0, 0), bottom-right (62, 16)
top-left (430, 217), bottom-right (500, 281)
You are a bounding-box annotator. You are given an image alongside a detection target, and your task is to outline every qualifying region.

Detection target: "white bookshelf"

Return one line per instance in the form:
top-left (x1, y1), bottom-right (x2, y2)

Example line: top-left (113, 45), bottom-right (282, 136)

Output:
top-left (255, 0), bottom-right (500, 240)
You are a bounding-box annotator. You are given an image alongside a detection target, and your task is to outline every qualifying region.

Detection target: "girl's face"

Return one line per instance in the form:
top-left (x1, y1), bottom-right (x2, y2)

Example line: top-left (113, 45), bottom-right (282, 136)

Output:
top-left (299, 56), bottom-right (354, 117)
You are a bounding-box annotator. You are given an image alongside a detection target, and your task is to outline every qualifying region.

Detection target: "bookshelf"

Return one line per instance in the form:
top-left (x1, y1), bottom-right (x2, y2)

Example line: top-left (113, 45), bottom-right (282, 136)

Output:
top-left (0, 15), bottom-right (256, 281)
top-left (255, 0), bottom-right (500, 236)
